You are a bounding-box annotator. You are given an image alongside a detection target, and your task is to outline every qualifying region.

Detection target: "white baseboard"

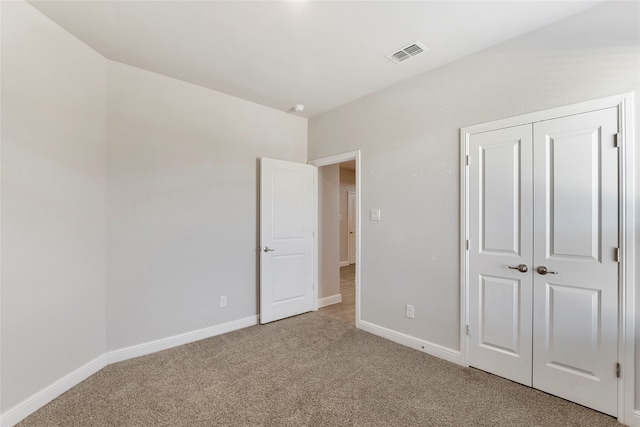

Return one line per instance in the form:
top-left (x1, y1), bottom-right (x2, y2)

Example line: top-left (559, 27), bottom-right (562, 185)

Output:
top-left (318, 294), bottom-right (342, 308)
top-left (1, 316), bottom-right (258, 427)
top-left (357, 320), bottom-right (463, 365)
top-left (107, 315), bottom-right (258, 364)
top-left (339, 260), bottom-right (350, 267)
top-left (0, 355), bottom-right (107, 427)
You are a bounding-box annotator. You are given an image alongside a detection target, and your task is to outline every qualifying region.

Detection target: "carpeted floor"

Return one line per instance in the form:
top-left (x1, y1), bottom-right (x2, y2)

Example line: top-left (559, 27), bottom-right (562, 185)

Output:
top-left (19, 312), bottom-right (620, 426)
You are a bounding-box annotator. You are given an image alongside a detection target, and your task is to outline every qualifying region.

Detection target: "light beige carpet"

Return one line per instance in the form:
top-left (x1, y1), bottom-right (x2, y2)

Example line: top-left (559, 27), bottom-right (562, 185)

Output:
top-left (19, 312), bottom-right (620, 426)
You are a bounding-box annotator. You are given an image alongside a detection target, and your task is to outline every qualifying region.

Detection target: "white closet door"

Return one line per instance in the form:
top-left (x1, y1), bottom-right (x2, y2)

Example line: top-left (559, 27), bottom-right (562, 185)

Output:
top-left (532, 107), bottom-right (619, 416)
top-left (467, 106), bottom-right (620, 416)
top-left (468, 124), bottom-right (534, 386)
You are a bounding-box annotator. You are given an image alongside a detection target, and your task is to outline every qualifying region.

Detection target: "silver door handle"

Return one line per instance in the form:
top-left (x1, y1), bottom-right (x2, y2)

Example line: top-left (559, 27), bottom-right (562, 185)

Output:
top-left (537, 266), bottom-right (557, 275)
top-left (263, 247), bottom-right (275, 253)
top-left (508, 264), bottom-right (528, 273)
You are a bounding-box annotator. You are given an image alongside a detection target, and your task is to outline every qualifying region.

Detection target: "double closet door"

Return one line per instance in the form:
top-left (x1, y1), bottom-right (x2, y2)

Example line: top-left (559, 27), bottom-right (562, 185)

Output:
top-left (467, 107), bottom-right (619, 416)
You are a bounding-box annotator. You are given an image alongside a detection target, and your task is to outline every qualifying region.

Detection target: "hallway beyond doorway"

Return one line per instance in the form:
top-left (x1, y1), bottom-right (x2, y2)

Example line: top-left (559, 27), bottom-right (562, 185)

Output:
top-left (318, 264), bottom-right (355, 325)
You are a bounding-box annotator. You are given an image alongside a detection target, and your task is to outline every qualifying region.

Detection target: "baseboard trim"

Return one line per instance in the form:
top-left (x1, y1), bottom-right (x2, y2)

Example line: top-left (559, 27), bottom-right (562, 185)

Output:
top-left (339, 260), bottom-right (350, 267)
top-left (318, 294), bottom-right (342, 308)
top-left (107, 315), bottom-right (258, 364)
top-left (357, 320), bottom-right (463, 365)
top-left (0, 355), bottom-right (107, 427)
top-left (1, 316), bottom-right (259, 427)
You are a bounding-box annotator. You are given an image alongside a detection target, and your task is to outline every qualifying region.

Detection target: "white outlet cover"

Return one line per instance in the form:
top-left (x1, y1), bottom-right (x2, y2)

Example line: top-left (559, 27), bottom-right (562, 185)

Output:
top-left (406, 304), bottom-right (415, 319)
top-left (370, 208), bottom-right (381, 221)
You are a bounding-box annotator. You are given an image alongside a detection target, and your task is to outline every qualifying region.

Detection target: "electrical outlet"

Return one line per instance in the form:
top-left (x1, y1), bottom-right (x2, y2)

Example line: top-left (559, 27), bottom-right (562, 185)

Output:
top-left (220, 296), bottom-right (227, 308)
top-left (406, 304), bottom-right (415, 319)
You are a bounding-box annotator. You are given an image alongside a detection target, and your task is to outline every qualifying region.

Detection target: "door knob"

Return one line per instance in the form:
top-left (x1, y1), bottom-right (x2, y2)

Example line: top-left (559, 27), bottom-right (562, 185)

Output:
top-left (263, 247), bottom-right (275, 253)
top-left (508, 264), bottom-right (528, 273)
top-left (537, 266), bottom-right (557, 275)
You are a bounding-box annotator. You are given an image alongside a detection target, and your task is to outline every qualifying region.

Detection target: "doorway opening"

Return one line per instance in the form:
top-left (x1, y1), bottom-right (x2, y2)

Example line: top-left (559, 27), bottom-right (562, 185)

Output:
top-left (309, 151), bottom-right (361, 328)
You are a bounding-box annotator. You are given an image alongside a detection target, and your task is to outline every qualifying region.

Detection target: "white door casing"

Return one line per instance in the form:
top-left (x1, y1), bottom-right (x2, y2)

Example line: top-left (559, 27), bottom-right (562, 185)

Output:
top-left (465, 105), bottom-right (622, 417)
top-left (348, 190), bottom-right (356, 265)
top-left (260, 158), bottom-right (316, 324)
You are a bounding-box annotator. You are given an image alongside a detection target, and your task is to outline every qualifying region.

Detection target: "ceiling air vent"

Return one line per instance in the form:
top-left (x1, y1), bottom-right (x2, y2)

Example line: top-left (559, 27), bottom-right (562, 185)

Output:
top-left (386, 41), bottom-right (427, 64)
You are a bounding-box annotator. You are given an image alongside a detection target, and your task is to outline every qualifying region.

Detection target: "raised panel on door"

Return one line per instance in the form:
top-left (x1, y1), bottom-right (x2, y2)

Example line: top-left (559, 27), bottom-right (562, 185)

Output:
top-left (532, 107), bottom-right (619, 416)
top-left (479, 275), bottom-right (524, 353)
top-left (468, 125), bottom-right (533, 386)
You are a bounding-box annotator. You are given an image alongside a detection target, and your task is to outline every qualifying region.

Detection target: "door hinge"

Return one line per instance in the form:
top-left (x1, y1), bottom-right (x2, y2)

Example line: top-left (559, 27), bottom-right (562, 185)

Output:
top-left (466, 325), bottom-right (470, 336)
top-left (466, 239), bottom-right (469, 251)
top-left (615, 247), bottom-right (620, 263)
top-left (616, 362), bottom-right (621, 378)
top-left (614, 133), bottom-right (621, 148)
top-left (466, 155), bottom-right (470, 166)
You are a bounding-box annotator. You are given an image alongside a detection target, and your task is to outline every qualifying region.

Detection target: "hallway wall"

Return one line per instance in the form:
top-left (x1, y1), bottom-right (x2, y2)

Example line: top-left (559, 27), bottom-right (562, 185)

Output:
top-left (339, 168), bottom-right (355, 265)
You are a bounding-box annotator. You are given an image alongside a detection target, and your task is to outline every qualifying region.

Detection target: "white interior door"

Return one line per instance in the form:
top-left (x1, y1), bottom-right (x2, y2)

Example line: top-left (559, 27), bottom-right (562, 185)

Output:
top-left (468, 124), bottom-right (534, 386)
top-left (532, 108), bottom-right (619, 416)
top-left (467, 107), bottom-right (620, 416)
top-left (347, 190), bottom-right (356, 265)
top-left (260, 158), bottom-right (316, 324)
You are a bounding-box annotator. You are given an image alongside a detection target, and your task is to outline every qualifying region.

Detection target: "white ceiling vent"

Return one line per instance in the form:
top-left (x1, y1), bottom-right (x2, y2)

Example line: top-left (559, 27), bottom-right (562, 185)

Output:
top-left (386, 41), bottom-right (427, 64)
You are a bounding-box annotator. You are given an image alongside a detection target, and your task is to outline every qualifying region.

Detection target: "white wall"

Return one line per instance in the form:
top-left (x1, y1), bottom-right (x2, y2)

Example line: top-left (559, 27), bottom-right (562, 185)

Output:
top-left (308, 0), bottom-right (640, 411)
top-left (106, 61), bottom-right (307, 350)
top-left (1, 1), bottom-right (107, 412)
top-left (318, 165), bottom-right (340, 299)
top-left (3, 0), bottom-right (639, 423)
top-left (339, 168), bottom-right (355, 264)
top-left (1, 2), bottom-right (307, 419)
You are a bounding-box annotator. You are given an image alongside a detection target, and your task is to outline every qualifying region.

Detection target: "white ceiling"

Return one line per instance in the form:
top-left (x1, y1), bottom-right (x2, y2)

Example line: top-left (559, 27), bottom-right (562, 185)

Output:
top-left (28, 0), bottom-right (605, 118)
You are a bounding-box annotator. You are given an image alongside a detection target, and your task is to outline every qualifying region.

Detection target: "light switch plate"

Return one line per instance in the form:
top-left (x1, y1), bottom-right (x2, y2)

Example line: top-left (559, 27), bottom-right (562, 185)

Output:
top-left (370, 209), bottom-right (381, 221)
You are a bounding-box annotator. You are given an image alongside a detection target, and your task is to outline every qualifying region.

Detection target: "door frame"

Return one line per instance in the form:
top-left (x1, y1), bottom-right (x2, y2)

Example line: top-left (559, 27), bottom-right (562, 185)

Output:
top-left (460, 93), bottom-right (635, 425)
top-left (309, 150), bottom-right (362, 327)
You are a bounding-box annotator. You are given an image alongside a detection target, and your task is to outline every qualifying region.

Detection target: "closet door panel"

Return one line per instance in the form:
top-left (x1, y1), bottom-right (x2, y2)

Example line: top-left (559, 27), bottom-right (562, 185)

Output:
top-left (468, 125), bottom-right (533, 386)
top-left (532, 107), bottom-right (619, 416)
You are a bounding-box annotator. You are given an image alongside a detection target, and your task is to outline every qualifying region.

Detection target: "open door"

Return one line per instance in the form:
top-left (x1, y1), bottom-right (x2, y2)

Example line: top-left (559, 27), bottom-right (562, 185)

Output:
top-left (260, 158), bottom-right (316, 324)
